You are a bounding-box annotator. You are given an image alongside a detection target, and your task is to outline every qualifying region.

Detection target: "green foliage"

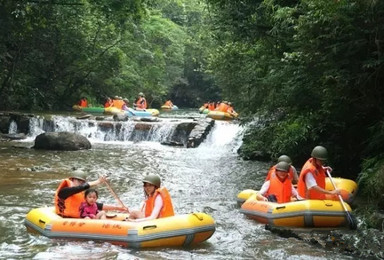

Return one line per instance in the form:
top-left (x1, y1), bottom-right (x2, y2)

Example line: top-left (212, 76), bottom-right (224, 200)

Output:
top-left (358, 156), bottom-right (384, 208)
top-left (207, 0), bottom-right (384, 178)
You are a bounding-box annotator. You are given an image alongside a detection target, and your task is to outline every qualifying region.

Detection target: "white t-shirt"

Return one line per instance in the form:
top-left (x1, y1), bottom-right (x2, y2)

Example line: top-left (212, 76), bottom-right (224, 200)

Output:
top-left (304, 172), bottom-right (318, 189)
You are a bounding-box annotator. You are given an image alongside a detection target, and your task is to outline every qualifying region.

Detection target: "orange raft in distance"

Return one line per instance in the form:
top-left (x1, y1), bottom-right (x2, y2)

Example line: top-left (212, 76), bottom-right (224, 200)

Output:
top-left (206, 110), bottom-right (238, 120)
top-left (25, 207), bottom-right (215, 248)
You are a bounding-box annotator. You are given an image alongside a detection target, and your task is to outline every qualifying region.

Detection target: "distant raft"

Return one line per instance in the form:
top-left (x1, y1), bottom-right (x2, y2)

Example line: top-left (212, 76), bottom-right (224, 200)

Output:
top-left (161, 105), bottom-right (178, 110)
top-left (207, 111), bottom-right (238, 120)
top-left (124, 108), bottom-right (160, 117)
top-left (199, 106), bottom-right (209, 114)
top-left (72, 105), bottom-right (105, 113)
top-left (25, 207), bottom-right (215, 248)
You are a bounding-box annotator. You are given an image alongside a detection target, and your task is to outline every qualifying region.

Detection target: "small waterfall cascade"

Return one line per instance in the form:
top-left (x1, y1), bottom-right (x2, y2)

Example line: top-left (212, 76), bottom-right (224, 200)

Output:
top-left (27, 115), bottom-right (183, 144)
top-left (8, 120), bottom-right (18, 134)
top-left (201, 121), bottom-right (244, 149)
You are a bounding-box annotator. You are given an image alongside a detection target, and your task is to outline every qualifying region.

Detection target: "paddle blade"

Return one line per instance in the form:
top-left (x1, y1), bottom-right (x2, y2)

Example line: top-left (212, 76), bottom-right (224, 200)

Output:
top-left (346, 212), bottom-right (358, 230)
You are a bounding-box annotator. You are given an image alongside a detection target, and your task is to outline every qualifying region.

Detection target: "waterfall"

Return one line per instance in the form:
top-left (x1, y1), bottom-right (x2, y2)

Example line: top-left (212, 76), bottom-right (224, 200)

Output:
top-left (26, 115), bottom-right (181, 144)
top-left (8, 120), bottom-right (18, 134)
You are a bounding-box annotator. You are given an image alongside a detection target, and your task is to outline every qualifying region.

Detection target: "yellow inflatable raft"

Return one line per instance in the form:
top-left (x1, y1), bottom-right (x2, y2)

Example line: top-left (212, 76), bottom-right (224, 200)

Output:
top-left (237, 177), bottom-right (358, 205)
top-left (104, 107), bottom-right (123, 115)
top-left (237, 177), bottom-right (357, 228)
top-left (240, 194), bottom-right (354, 228)
top-left (25, 207), bottom-right (215, 248)
top-left (207, 111), bottom-right (238, 120)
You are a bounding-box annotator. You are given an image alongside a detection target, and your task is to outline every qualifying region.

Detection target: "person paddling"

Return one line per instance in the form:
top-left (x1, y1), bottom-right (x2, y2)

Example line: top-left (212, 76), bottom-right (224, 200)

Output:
top-left (297, 146), bottom-right (341, 200)
top-left (54, 171), bottom-right (128, 218)
top-left (127, 174), bottom-right (174, 222)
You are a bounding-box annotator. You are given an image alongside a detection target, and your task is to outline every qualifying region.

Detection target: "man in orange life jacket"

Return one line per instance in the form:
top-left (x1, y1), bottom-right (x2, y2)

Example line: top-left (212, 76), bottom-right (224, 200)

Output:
top-left (127, 174), bottom-right (174, 221)
top-left (265, 155), bottom-right (299, 184)
top-left (54, 171), bottom-right (128, 218)
top-left (297, 146), bottom-right (341, 200)
top-left (257, 161), bottom-right (302, 203)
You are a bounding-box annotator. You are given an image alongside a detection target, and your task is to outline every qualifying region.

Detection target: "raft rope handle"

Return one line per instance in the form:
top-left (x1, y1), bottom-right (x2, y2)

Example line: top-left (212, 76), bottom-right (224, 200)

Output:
top-left (276, 206), bottom-right (286, 210)
top-left (39, 219), bottom-right (46, 224)
top-left (192, 213), bottom-right (203, 221)
top-left (143, 225), bottom-right (157, 230)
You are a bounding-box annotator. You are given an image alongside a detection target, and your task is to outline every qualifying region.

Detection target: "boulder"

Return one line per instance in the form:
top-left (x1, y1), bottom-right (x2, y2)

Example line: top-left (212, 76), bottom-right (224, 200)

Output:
top-left (33, 132), bottom-right (91, 151)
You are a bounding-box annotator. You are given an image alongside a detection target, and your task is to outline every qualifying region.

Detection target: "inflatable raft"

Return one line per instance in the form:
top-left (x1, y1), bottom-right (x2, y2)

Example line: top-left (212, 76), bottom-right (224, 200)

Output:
top-left (198, 106), bottom-right (209, 114)
top-left (237, 177), bottom-right (357, 229)
top-left (161, 105), bottom-right (178, 110)
top-left (25, 207), bottom-right (215, 248)
top-left (125, 108), bottom-right (160, 117)
top-left (237, 177), bottom-right (358, 205)
top-left (104, 107), bottom-right (123, 115)
top-left (240, 195), bottom-right (354, 228)
top-left (207, 111), bottom-right (238, 120)
top-left (72, 105), bottom-right (105, 113)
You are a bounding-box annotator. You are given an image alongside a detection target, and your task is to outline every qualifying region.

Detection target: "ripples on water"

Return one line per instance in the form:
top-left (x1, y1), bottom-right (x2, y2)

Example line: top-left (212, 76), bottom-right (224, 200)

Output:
top-left (0, 114), bottom-right (355, 259)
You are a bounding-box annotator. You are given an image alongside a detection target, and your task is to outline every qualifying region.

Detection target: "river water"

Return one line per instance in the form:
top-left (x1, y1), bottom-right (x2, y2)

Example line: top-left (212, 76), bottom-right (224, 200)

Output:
top-left (0, 110), bottom-right (357, 259)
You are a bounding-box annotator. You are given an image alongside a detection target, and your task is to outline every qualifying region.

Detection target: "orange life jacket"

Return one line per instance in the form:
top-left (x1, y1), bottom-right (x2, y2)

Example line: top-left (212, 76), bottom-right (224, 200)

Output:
top-left (297, 158), bottom-right (326, 199)
top-left (265, 172), bottom-right (293, 203)
top-left (144, 187), bottom-right (175, 218)
top-left (266, 165), bottom-right (295, 181)
top-left (104, 100), bottom-right (113, 108)
top-left (79, 99), bottom-right (88, 107)
top-left (208, 103), bottom-right (215, 111)
top-left (112, 99), bottom-right (125, 110)
top-left (54, 179), bottom-right (85, 218)
top-left (215, 103), bottom-right (229, 112)
top-left (136, 97), bottom-right (147, 109)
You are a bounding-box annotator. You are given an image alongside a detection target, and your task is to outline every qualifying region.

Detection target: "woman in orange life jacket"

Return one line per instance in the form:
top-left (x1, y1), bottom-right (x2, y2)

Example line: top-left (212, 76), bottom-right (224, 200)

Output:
top-left (257, 162), bottom-right (303, 203)
top-left (104, 97), bottom-right (113, 108)
top-left (297, 146), bottom-right (341, 200)
top-left (127, 174), bottom-right (174, 222)
top-left (265, 155), bottom-right (299, 184)
top-left (78, 97), bottom-right (88, 107)
top-left (54, 171), bottom-right (128, 218)
top-left (134, 92), bottom-right (147, 110)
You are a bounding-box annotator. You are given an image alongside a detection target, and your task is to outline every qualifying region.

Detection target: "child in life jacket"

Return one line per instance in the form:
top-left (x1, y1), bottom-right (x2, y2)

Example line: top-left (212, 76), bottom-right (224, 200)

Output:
top-left (257, 162), bottom-right (303, 203)
top-left (79, 189), bottom-right (107, 219)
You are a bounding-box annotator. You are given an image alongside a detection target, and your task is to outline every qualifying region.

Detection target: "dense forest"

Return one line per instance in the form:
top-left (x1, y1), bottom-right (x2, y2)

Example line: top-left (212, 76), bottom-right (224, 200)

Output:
top-left (1, 0), bottom-right (384, 211)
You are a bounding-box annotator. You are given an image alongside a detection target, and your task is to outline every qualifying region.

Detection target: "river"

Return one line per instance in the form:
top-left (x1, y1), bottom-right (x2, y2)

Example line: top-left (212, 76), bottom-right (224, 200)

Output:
top-left (0, 110), bottom-right (357, 259)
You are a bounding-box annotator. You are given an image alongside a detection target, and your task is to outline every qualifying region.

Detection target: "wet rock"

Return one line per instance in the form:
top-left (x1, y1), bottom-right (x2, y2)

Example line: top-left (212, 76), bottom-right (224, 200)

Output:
top-left (0, 112), bottom-right (33, 134)
top-left (76, 114), bottom-right (92, 120)
top-left (113, 113), bottom-right (129, 121)
top-left (161, 141), bottom-right (184, 147)
top-left (266, 224), bottom-right (384, 259)
top-left (140, 117), bottom-right (159, 122)
top-left (33, 132), bottom-right (91, 151)
top-left (187, 118), bottom-right (214, 148)
top-left (1, 133), bottom-right (27, 140)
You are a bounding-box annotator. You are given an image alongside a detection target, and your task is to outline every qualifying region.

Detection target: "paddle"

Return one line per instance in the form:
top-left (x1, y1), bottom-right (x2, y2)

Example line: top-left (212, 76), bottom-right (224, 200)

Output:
top-left (127, 108), bottom-right (136, 116)
top-left (326, 170), bottom-right (357, 230)
top-left (104, 178), bottom-right (129, 213)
